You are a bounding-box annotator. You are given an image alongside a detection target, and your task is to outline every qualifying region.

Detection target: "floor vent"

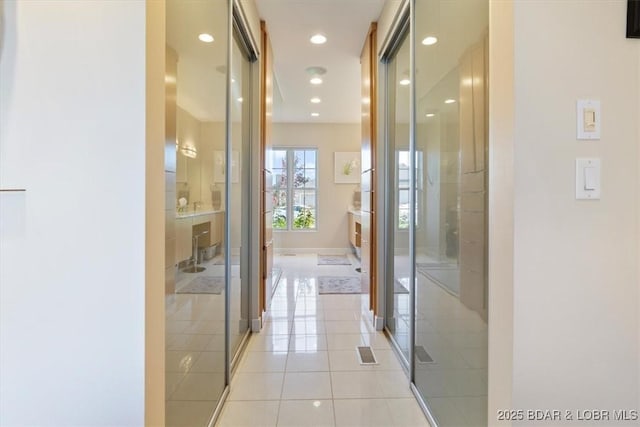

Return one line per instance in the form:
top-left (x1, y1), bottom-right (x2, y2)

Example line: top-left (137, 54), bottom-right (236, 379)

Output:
top-left (415, 345), bottom-right (434, 363)
top-left (357, 346), bottom-right (378, 365)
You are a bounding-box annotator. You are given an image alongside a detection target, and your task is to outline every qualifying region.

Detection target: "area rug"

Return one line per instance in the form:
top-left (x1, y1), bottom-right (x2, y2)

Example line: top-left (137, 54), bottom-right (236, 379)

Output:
top-left (318, 276), bottom-right (361, 294)
top-left (317, 254), bottom-right (352, 265)
top-left (177, 276), bottom-right (224, 294)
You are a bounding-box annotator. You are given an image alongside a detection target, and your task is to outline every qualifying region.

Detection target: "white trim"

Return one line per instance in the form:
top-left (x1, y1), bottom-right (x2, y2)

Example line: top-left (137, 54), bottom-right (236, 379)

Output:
top-left (251, 317), bottom-right (262, 332)
top-left (374, 315), bottom-right (385, 331)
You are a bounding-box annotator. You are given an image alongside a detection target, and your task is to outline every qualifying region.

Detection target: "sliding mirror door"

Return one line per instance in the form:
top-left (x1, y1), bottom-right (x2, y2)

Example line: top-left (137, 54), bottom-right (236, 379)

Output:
top-left (165, 1), bottom-right (228, 425)
top-left (384, 29), bottom-right (412, 365)
top-left (227, 23), bottom-right (254, 365)
top-left (413, 0), bottom-right (489, 425)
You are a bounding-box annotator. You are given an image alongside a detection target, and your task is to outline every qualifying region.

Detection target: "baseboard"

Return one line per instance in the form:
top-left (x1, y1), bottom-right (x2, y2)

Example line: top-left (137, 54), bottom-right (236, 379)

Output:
top-left (274, 247), bottom-right (352, 255)
top-left (374, 315), bottom-right (384, 331)
top-left (251, 316), bottom-right (262, 332)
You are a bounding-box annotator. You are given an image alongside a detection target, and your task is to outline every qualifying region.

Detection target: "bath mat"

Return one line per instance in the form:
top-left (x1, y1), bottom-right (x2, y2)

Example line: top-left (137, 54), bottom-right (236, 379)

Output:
top-left (317, 254), bottom-right (351, 265)
top-left (318, 276), bottom-right (361, 294)
top-left (177, 276), bottom-right (224, 294)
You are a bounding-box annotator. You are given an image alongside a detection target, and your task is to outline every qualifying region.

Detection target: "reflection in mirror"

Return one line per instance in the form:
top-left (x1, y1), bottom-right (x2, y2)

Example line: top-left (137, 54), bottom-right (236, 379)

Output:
top-left (165, 0), bottom-right (228, 425)
top-left (386, 30), bottom-right (411, 363)
top-left (413, 0), bottom-right (489, 426)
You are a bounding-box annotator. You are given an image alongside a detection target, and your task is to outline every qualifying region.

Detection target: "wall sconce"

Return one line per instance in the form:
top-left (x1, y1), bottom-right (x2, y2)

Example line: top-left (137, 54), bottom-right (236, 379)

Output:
top-left (180, 145), bottom-right (197, 159)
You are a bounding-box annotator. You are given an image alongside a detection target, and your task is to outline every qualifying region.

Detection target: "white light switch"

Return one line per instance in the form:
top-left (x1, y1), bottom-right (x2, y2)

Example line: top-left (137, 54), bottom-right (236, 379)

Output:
top-left (577, 99), bottom-right (601, 140)
top-left (576, 158), bottom-right (601, 200)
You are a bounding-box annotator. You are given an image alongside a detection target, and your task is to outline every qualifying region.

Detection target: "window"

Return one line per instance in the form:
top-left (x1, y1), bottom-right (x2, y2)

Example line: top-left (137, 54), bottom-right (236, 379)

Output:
top-left (272, 148), bottom-right (317, 230)
top-left (397, 150), bottom-right (422, 230)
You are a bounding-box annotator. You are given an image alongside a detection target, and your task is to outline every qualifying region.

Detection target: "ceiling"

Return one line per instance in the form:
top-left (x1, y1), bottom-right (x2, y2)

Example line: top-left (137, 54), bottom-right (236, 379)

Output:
top-left (256, 0), bottom-right (385, 123)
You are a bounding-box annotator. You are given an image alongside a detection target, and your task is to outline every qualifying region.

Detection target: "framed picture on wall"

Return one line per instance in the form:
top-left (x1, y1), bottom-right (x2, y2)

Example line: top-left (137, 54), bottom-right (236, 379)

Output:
top-left (628, 0), bottom-right (640, 38)
top-left (213, 150), bottom-right (240, 183)
top-left (334, 152), bottom-right (361, 184)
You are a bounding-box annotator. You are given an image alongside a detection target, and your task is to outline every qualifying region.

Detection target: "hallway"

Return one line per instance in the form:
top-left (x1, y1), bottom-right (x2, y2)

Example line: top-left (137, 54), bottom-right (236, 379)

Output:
top-left (216, 254), bottom-right (429, 426)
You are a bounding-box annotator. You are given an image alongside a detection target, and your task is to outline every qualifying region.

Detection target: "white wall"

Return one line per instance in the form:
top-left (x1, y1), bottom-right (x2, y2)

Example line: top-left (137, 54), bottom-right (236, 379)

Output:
top-left (490, 1), bottom-right (639, 424)
top-left (272, 123), bottom-right (360, 250)
top-left (488, 0), bottom-right (515, 424)
top-left (0, 1), bottom-right (149, 425)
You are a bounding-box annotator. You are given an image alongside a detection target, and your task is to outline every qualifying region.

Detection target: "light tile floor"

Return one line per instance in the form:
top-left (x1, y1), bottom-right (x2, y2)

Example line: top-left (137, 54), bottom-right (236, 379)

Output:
top-left (216, 254), bottom-right (429, 427)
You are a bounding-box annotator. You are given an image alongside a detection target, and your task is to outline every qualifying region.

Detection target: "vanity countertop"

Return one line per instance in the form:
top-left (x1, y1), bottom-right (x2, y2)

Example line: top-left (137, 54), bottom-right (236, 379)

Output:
top-left (176, 209), bottom-right (224, 219)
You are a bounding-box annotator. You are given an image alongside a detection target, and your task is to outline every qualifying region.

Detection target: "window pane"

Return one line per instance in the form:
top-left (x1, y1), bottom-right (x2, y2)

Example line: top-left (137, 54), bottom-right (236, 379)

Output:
top-left (293, 168), bottom-right (307, 188)
top-left (273, 189), bottom-right (287, 229)
top-left (304, 190), bottom-right (316, 208)
top-left (294, 151), bottom-right (304, 169)
top-left (304, 170), bottom-right (316, 188)
top-left (273, 169), bottom-right (287, 189)
top-left (273, 150), bottom-right (287, 169)
top-left (304, 150), bottom-right (316, 168)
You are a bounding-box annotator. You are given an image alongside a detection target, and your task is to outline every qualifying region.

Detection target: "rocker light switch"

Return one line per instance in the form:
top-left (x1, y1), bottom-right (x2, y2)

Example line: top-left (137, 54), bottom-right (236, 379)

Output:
top-left (576, 158), bottom-right (601, 200)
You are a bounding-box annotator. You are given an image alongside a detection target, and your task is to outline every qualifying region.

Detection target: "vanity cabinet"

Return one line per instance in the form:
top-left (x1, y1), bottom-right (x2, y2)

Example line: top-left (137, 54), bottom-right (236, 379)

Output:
top-left (348, 211), bottom-right (361, 250)
top-left (175, 211), bottom-right (225, 264)
top-left (176, 217), bottom-right (193, 263)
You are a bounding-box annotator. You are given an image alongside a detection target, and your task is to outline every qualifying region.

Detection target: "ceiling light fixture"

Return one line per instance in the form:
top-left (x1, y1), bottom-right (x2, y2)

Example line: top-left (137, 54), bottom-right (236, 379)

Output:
top-left (311, 112), bottom-right (320, 117)
top-left (399, 78), bottom-right (410, 86)
top-left (198, 33), bottom-right (214, 43)
top-left (426, 113), bottom-right (435, 117)
top-left (237, 97), bottom-right (243, 103)
top-left (310, 97), bottom-right (321, 104)
top-left (422, 36), bottom-right (438, 46)
top-left (362, 97), bottom-right (371, 104)
top-left (310, 34), bottom-right (327, 44)
top-left (310, 77), bottom-right (323, 85)
top-left (444, 99), bottom-right (456, 104)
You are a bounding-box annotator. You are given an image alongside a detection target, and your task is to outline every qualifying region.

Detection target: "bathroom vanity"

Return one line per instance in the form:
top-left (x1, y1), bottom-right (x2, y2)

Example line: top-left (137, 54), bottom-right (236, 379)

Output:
top-left (348, 209), bottom-right (361, 258)
top-left (175, 210), bottom-right (224, 264)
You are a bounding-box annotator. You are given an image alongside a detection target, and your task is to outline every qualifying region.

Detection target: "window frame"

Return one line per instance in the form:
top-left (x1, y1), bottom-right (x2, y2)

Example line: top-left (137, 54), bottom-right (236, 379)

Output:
top-left (272, 147), bottom-right (318, 232)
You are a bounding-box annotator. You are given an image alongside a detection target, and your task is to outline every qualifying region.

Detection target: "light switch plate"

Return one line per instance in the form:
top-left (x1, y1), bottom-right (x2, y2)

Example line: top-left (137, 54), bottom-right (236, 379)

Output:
top-left (577, 99), bottom-right (601, 140)
top-left (576, 158), bottom-right (601, 200)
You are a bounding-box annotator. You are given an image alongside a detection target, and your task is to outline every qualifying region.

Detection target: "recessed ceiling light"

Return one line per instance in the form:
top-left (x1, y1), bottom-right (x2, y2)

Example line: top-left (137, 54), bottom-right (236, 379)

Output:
top-left (310, 97), bottom-right (321, 104)
top-left (426, 113), bottom-right (435, 117)
top-left (444, 99), bottom-right (456, 104)
top-left (237, 97), bottom-right (243, 103)
top-left (362, 97), bottom-right (370, 104)
top-left (310, 34), bottom-right (327, 44)
top-left (310, 77), bottom-right (323, 85)
top-left (422, 36), bottom-right (438, 46)
top-left (198, 33), bottom-right (214, 43)
top-left (399, 78), bottom-right (410, 86)
top-left (311, 112), bottom-right (320, 117)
